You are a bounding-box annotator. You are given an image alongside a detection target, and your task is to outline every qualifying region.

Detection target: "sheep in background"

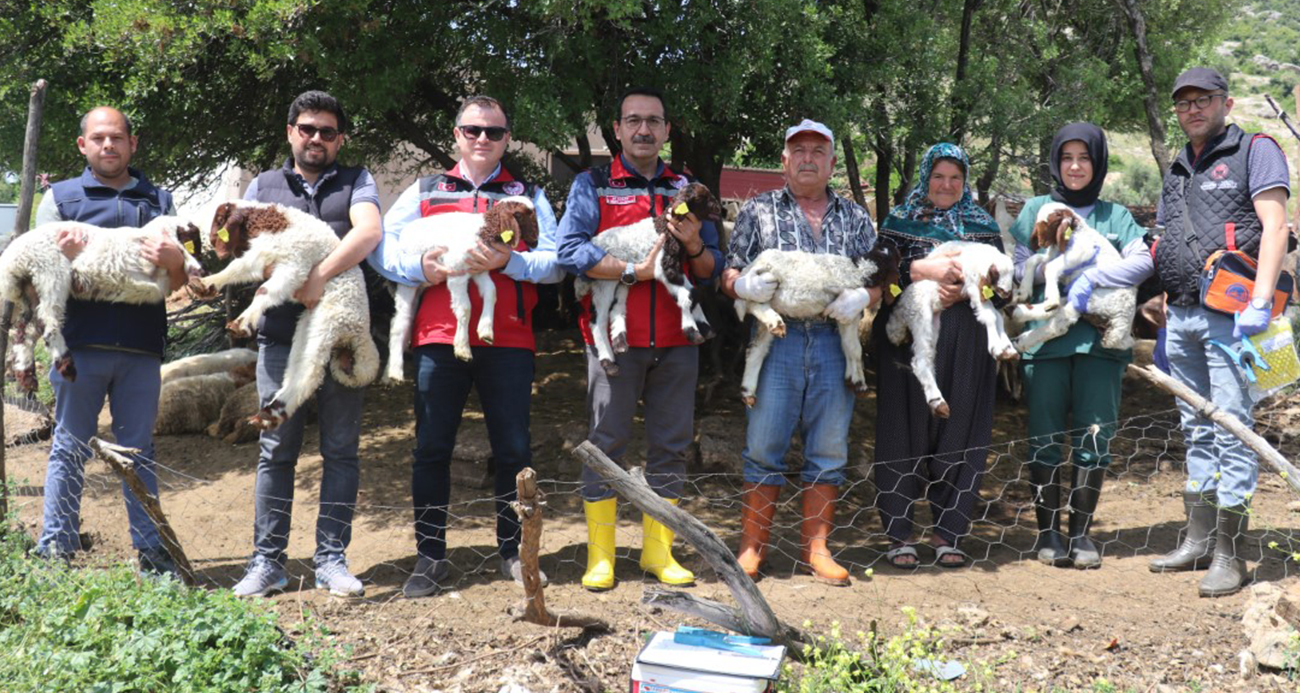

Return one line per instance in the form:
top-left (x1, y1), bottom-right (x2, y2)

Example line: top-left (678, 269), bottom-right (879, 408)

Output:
top-left (733, 239), bottom-right (901, 407)
top-left (886, 241), bottom-right (1018, 418)
top-left (200, 201), bottom-right (379, 430)
top-left (574, 183), bottom-right (723, 376)
top-left (0, 216), bottom-right (204, 391)
top-left (384, 196), bottom-right (539, 377)
top-left (160, 347), bottom-right (258, 384)
top-left (208, 380), bottom-right (261, 445)
top-left (154, 362), bottom-right (257, 435)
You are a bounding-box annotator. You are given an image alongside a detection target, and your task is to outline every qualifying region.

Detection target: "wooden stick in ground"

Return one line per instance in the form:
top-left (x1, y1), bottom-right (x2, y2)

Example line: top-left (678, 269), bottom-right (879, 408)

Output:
top-left (572, 440), bottom-right (784, 640)
top-left (1, 78), bottom-right (49, 525)
top-left (509, 467), bottom-right (607, 630)
top-left (89, 437), bottom-right (196, 586)
top-left (1126, 363), bottom-right (1300, 495)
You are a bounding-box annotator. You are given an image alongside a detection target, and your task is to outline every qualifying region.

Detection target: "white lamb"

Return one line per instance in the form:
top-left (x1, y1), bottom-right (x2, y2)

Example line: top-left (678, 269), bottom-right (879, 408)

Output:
top-left (384, 196), bottom-right (539, 379)
top-left (160, 347), bottom-right (258, 384)
top-left (574, 183), bottom-right (722, 376)
top-left (1012, 203), bottom-right (1136, 351)
top-left (886, 241), bottom-right (1018, 418)
top-left (0, 216), bottom-right (204, 390)
top-left (199, 200), bottom-right (379, 430)
top-left (733, 242), bottom-right (900, 407)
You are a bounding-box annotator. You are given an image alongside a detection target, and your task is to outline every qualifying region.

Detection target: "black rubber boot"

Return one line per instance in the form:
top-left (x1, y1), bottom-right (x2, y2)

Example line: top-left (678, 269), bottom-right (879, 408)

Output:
top-left (1029, 463), bottom-right (1069, 566)
top-left (1199, 505), bottom-right (1250, 598)
top-left (1149, 492), bottom-right (1216, 572)
top-left (1067, 466), bottom-right (1105, 569)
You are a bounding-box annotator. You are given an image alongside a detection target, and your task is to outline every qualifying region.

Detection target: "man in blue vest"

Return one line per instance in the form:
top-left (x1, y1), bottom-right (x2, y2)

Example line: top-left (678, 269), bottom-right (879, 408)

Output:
top-left (369, 95), bottom-right (563, 597)
top-left (33, 106), bottom-right (187, 577)
top-left (1081, 68), bottom-right (1290, 596)
top-left (231, 90), bottom-right (382, 598)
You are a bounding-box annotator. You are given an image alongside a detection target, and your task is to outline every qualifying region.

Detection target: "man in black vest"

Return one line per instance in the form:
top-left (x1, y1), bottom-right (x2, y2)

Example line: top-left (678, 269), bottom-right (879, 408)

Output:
top-left (34, 106), bottom-right (187, 578)
top-left (231, 91), bottom-right (382, 598)
top-left (1144, 68), bottom-right (1291, 597)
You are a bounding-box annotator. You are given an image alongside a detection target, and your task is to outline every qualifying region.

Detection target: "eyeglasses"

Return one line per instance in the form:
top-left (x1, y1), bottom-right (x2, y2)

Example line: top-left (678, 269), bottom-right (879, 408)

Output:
top-left (1173, 93), bottom-right (1226, 113)
top-left (621, 115), bottom-right (666, 131)
top-left (457, 125), bottom-right (509, 141)
top-left (292, 123), bottom-right (340, 142)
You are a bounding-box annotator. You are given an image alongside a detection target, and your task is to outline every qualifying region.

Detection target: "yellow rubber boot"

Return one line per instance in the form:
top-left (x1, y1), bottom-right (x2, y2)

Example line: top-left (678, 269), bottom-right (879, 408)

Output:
top-left (582, 498), bottom-right (617, 591)
top-left (640, 499), bottom-right (696, 586)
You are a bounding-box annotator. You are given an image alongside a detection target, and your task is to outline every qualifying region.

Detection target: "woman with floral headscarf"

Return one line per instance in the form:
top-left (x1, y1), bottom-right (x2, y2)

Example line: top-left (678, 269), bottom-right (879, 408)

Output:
top-left (1007, 123), bottom-right (1147, 571)
top-left (873, 143), bottom-right (1004, 569)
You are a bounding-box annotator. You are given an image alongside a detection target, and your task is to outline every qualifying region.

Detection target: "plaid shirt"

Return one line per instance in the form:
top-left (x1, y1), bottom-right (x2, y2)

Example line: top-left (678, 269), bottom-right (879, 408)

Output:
top-left (727, 186), bottom-right (876, 269)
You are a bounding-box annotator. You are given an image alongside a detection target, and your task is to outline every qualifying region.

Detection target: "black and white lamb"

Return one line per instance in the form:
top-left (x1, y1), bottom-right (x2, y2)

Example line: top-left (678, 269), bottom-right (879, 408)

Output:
top-left (0, 216), bottom-right (204, 390)
top-left (574, 182), bottom-right (723, 376)
top-left (733, 241), bottom-right (901, 407)
top-left (199, 201), bottom-right (379, 430)
top-left (885, 241), bottom-right (1018, 418)
top-left (384, 196), bottom-right (539, 379)
top-left (1011, 203), bottom-right (1136, 351)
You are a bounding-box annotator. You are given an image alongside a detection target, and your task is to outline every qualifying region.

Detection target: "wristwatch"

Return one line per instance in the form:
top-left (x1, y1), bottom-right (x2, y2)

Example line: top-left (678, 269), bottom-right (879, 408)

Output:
top-left (620, 261), bottom-right (638, 286)
top-left (1250, 297), bottom-right (1271, 311)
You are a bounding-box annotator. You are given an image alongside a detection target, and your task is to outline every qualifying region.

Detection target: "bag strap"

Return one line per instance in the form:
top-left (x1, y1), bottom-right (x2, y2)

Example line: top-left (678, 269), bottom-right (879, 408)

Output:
top-left (1225, 222), bottom-right (1237, 251)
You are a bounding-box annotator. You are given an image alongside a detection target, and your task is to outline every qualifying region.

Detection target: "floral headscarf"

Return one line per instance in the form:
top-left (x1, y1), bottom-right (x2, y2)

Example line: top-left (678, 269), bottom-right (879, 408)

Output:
top-left (888, 143), bottom-right (996, 241)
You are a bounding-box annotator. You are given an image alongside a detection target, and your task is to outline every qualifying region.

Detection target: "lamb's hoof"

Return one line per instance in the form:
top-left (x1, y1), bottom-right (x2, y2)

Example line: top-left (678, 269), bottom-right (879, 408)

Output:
top-left (226, 320), bottom-right (253, 339)
top-left (478, 333), bottom-right (494, 346)
top-left (187, 278), bottom-right (219, 300)
top-left (996, 346), bottom-right (1019, 362)
top-left (697, 322), bottom-right (715, 341)
top-left (600, 360), bottom-right (619, 377)
top-left (929, 400), bottom-right (951, 419)
top-left (54, 355), bottom-right (77, 382)
top-left (252, 402), bottom-right (288, 431)
top-left (684, 327), bottom-right (705, 345)
top-left (849, 380), bottom-right (870, 397)
top-left (454, 348), bottom-right (473, 362)
top-left (771, 324), bottom-right (787, 339)
top-left (17, 368), bottom-right (38, 393)
top-left (611, 333), bottom-right (628, 354)
top-left (741, 393), bottom-right (757, 408)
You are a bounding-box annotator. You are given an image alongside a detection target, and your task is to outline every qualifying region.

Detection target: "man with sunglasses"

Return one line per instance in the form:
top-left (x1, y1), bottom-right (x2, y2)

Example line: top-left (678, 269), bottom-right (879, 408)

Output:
top-left (1102, 67), bottom-right (1290, 597)
top-left (369, 95), bottom-right (562, 597)
top-left (34, 106), bottom-right (186, 579)
top-left (557, 86), bottom-right (723, 591)
top-left (232, 90), bottom-right (383, 599)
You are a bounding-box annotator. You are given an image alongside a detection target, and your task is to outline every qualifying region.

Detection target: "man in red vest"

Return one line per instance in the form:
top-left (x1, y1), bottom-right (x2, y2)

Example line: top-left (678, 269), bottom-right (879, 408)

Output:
top-left (370, 96), bottom-right (563, 597)
top-left (556, 87), bottom-right (723, 591)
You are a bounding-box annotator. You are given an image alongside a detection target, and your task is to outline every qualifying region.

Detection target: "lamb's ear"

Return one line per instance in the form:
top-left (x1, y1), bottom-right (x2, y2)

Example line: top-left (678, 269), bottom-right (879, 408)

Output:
top-left (1029, 220), bottom-right (1046, 252)
top-left (514, 205), bottom-right (540, 249)
top-left (1056, 214), bottom-right (1072, 253)
top-left (210, 202), bottom-right (238, 258)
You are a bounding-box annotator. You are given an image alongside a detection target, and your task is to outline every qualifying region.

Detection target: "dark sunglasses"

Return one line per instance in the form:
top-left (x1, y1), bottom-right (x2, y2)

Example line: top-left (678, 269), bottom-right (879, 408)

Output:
top-left (292, 123), bottom-right (340, 142)
top-left (457, 124), bottom-right (509, 142)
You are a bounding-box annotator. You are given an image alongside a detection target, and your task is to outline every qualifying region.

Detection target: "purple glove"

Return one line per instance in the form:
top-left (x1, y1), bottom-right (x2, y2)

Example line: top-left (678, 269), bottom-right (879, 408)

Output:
top-left (1233, 301), bottom-right (1271, 339)
top-left (1153, 328), bottom-right (1170, 374)
top-left (1066, 273), bottom-right (1093, 314)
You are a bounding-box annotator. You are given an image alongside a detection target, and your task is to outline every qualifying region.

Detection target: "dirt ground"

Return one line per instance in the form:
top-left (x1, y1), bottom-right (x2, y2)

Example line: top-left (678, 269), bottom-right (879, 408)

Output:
top-left (6, 329), bottom-right (1300, 692)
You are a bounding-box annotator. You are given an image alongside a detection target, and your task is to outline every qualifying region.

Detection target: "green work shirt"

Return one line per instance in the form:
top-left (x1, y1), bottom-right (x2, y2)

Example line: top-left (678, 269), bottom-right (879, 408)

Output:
top-left (1007, 195), bottom-right (1147, 362)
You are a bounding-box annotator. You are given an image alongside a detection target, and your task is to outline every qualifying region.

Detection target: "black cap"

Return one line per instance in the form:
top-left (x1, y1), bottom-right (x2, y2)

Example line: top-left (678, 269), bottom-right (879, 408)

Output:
top-left (1171, 67), bottom-right (1228, 99)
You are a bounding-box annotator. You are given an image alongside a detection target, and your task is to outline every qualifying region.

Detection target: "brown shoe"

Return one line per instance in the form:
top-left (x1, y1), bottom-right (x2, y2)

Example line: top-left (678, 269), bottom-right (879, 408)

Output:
top-left (736, 484), bottom-right (781, 578)
top-left (800, 483), bottom-right (850, 586)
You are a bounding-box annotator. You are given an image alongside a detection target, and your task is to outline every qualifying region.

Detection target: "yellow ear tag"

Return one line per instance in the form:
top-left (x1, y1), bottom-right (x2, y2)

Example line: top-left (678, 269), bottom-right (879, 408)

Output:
top-left (1064, 229), bottom-right (1072, 241)
top-left (500, 230), bottom-right (514, 245)
top-left (183, 241), bottom-right (196, 254)
top-left (673, 202), bottom-right (690, 216)
top-left (217, 227), bottom-right (230, 243)
top-left (889, 283), bottom-right (902, 298)
top-left (981, 285), bottom-right (995, 300)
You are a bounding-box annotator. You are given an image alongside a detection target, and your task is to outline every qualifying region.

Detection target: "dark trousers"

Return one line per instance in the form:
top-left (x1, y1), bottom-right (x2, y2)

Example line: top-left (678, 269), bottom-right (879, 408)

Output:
top-left (412, 344), bottom-right (534, 561)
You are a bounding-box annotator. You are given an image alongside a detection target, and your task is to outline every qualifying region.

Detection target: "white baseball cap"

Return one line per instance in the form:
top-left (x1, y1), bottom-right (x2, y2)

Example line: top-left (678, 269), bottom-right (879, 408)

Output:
top-left (784, 119), bottom-right (834, 147)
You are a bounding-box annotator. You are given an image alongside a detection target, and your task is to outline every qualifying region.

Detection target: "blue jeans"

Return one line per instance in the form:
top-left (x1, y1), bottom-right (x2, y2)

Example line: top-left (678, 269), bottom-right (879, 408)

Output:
top-left (1165, 304), bottom-right (1257, 506)
top-left (38, 348), bottom-right (163, 554)
top-left (253, 339), bottom-right (363, 566)
top-left (412, 344), bottom-right (533, 561)
top-left (742, 321), bottom-right (854, 487)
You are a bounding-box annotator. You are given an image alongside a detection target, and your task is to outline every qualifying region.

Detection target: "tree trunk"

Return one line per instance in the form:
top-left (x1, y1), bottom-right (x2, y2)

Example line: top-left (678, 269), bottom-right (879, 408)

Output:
top-left (895, 147), bottom-right (918, 206)
top-left (841, 131), bottom-right (867, 207)
top-left (870, 94), bottom-right (893, 225)
top-left (948, 0), bottom-right (983, 143)
top-left (1115, 0), bottom-right (1171, 174)
top-left (976, 131), bottom-right (1002, 211)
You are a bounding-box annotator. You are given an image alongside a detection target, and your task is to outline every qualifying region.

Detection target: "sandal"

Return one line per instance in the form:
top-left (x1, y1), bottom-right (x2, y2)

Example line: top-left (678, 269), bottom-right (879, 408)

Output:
top-left (885, 543), bottom-right (919, 569)
top-left (933, 544), bottom-right (969, 568)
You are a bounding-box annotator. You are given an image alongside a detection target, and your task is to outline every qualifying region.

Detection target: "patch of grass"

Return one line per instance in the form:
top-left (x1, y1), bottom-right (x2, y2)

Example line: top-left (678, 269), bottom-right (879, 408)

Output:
top-left (0, 530), bottom-right (372, 693)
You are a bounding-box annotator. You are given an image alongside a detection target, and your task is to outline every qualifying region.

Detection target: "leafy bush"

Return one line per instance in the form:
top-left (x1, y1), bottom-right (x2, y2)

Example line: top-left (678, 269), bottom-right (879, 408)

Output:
top-left (1107, 159), bottom-right (1163, 207)
top-left (0, 532), bottom-right (370, 693)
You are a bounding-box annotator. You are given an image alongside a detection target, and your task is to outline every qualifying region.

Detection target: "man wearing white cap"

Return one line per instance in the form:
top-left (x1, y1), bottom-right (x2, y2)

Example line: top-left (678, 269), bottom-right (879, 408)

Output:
top-left (722, 119), bottom-right (880, 586)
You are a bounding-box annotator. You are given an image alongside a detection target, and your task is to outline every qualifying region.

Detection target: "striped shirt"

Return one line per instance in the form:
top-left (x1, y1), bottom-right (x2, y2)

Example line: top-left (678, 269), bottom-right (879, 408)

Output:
top-left (727, 186), bottom-right (875, 269)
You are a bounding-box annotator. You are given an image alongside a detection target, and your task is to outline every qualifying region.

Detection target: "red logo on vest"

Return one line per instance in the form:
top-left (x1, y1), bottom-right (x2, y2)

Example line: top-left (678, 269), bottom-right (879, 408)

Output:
top-left (439, 181), bottom-right (457, 191)
top-left (1210, 163), bottom-right (1230, 181)
top-left (608, 179), bottom-right (627, 188)
top-left (504, 181), bottom-right (525, 195)
top-left (605, 195), bottom-right (636, 205)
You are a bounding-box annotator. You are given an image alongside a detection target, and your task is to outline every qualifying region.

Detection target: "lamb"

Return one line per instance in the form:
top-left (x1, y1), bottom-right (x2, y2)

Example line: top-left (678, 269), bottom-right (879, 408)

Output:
top-left (0, 216), bottom-right (204, 391)
top-left (574, 183), bottom-right (723, 376)
top-left (1012, 203), bottom-right (1136, 351)
top-left (885, 240), bottom-right (1018, 418)
top-left (384, 196), bottom-right (539, 379)
top-left (154, 361), bottom-right (257, 436)
top-left (160, 347), bottom-right (258, 384)
top-left (199, 200), bottom-right (379, 430)
top-left (733, 240), bottom-right (901, 407)
top-left (207, 380), bottom-right (261, 445)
